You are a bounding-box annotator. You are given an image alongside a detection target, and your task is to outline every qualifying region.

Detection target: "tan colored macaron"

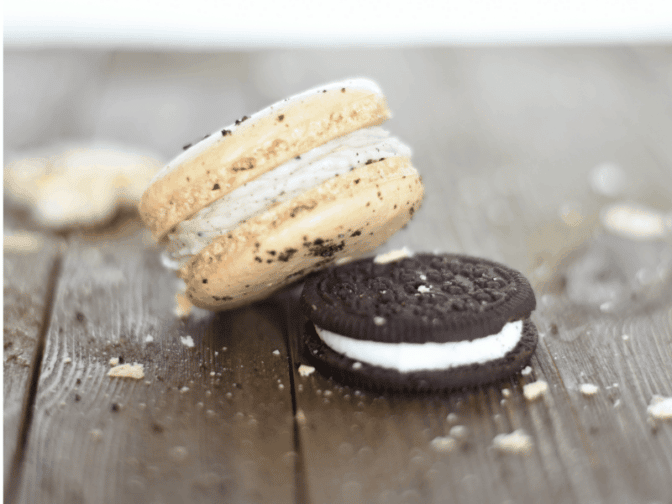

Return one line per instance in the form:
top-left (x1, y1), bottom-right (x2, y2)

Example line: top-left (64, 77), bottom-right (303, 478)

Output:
top-left (140, 78), bottom-right (424, 310)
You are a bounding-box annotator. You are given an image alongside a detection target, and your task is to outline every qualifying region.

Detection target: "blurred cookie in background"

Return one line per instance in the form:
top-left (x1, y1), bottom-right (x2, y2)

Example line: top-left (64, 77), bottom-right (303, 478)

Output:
top-left (4, 143), bottom-right (164, 231)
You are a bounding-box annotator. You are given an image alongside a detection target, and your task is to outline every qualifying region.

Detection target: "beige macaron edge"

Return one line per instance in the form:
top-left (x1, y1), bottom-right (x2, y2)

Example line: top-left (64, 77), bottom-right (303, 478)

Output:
top-left (139, 87), bottom-right (391, 240)
top-left (179, 156), bottom-right (424, 310)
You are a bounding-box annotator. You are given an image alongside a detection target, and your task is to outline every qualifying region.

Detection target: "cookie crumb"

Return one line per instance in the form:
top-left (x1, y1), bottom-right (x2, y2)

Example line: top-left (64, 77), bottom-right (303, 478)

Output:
top-left (89, 429), bottom-right (103, 442)
top-left (521, 365), bottom-right (533, 376)
top-left (429, 436), bottom-right (457, 453)
top-left (352, 362), bottom-right (362, 370)
top-left (449, 425), bottom-right (469, 441)
top-left (373, 247), bottom-right (412, 264)
top-left (502, 388), bottom-right (511, 398)
top-left (180, 336), bottom-right (195, 348)
top-left (145, 335), bottom-right (154, 343)
top-left (579, 383), bottom-right (600, 396)
top-left (601, 203), bottom-right (669, 240)
top-left (108, 363), bottom-right (145, 380)
top-left (272, 349), bottom-right (281, 356)
top-left (492, 429), bottom-right (533, 455)
top-left (298, 365), bottom-right (315, 377)
top-left (3, 231), bottom-right (45, 254)
top-left (109, 357), bottom-right (120, 367)
top-left (523, 380), bottom-right (548, 401)
top-left (373, 316), bottom-right (386, 326)
top-left (174, 290), bottom-right (193, 319)
top-left (647, 395), bottom-right (672, 425)
top-left (295, 409), bottom-right (307, 425)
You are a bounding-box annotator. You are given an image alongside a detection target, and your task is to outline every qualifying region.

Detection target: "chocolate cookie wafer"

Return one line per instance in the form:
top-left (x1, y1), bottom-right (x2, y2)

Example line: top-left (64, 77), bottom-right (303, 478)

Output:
top-left (300, 252), bottom-right (538, 392)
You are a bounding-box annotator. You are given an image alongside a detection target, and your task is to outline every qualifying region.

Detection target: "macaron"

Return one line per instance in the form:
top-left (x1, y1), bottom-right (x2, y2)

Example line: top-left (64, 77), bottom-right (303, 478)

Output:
top-left (300, 251), bottom-right (538, 392)
top-left (139, 78), bottom-right (423, 310)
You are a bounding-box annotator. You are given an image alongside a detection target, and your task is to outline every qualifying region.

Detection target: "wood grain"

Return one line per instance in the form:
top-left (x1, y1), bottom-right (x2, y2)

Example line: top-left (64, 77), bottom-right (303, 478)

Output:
top-left (3, 232), bottom-right (61, 496)
top-left (4, 46), bottom-right (672, 504)
top-left (281, 47), bottom-right (672, 504)
top-left (14, 228), bottom-right (296, 504)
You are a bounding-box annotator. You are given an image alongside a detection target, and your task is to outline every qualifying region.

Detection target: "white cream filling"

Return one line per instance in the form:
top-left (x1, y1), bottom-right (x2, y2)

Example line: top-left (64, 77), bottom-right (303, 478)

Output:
top-left (315, 320), bottom-right (524, 373)
top-left (162, 126), bottom-right (411, 270)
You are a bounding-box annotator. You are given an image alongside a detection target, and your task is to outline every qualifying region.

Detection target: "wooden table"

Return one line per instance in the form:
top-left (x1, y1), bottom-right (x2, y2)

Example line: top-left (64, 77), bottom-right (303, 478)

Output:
top-left (4, 47), bottom-right (672, 504)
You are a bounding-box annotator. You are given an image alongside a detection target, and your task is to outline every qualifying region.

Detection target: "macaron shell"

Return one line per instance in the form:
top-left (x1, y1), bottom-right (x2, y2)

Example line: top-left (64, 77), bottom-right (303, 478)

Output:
top-left (179, 156), bottom-right (423, 310)
top-left (140, 86), bottom-right (391, 240)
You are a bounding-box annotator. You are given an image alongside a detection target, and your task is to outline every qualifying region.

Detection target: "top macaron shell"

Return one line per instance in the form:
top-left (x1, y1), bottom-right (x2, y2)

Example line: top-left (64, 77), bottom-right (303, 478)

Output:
top-left (301, 254), bottom-right (537, 344)
top-left (139, 79), bottom-right (391, 240)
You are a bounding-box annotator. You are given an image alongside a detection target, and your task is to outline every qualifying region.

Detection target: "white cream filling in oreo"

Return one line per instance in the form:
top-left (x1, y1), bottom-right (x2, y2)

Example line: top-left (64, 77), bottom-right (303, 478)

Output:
top-left (314, 320), bottom-right (524, 373)
top-left (162, 126), bottom-right (411, 270)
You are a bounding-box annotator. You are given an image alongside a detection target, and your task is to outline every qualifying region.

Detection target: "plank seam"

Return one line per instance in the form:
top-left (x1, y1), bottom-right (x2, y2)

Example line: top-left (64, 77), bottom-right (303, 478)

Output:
top-left (279, 296), bottom-right (309, 504)
top-left (4, 253), bottom-right (63, 504)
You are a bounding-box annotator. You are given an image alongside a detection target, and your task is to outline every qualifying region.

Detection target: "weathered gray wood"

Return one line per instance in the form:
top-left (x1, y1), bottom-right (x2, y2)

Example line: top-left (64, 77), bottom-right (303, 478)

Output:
top-left (15, 228), bottom-right (296, 504)
top-left (3, 232), bottom-right (61, 496)
top-left (282, 47), bottom-right (672, 504)
top-left (4, 46), bottom-right (672, 504)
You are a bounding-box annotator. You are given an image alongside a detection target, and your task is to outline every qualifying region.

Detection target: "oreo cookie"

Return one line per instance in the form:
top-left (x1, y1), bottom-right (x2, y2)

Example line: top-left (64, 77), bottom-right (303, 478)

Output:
top-left (300, 252), bottom-right (538, 392)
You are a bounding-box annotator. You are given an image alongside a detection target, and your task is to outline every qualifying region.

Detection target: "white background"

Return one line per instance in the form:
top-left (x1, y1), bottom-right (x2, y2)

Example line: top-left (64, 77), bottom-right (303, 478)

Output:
top-left (5, 0), bottom-right (672, 48)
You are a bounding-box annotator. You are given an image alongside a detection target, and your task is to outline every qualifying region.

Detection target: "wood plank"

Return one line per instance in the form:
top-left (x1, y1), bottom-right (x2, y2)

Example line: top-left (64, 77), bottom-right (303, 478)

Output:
top-left (283, 47), bottom-right (672, 504)
top-left (3, 230), bottom-right (61, 497)
top-left (15, 229), bottom-right (296, 504)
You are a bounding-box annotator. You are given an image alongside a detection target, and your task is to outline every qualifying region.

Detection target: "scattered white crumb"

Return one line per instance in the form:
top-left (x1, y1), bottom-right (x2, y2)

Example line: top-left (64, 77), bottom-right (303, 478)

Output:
top-left (446, 413), bottom-right (459, 424)
top-left (221, 347), bottom-right (227, 352)
top-left (449, 425), bottom-right (469, 441)
top-left (145, 335), bottom-right (154, 343)
top-left (601, 203), bottom-right (670, 240)
top-left (429, 436), bottom-right (457, 453)
top-left (180, 336), bottom-right (195, 348)
top-left (580, 383), bottom-right (600, 396)
top-left (63, 357), bottom-right (72, 364)
top-left (210, 371), bottom-right (216, 377)
top-left (295, 409), bottom-right (307, 425)
top-left (89, 429), bottom-right (103, 442)
top-left (373, 247), bottom-right (412, 264)
top-left (108, 363), bottom-right (144, 380)
top-left (278, 383), bottom-right (285, 390)
top-left (180, 387), bottom-right (190, 394)
top-left (272, 349), bottom-right (280, 356)
top-left (491, 429), bottom-right (534, 455)
top-left (613, 399), bottom-right (621, 408)
top-left (352, 362), bottom-right (362, 370)
top-left (298, 365), bottom-right (315, 377)
top-left (373, 316), bottom-right (386, 326)
top-left (502, 388), bottom-right (511, 398)
top-left (647, 395), bottom-right (672, 424)
top-left (417, 285), bottom-right (431, 293)
top-left (622, 334), bottom-right (630, 341)
top-left (521, 365), bottom-right (533, 376)
top-left (109, 357), bottom-right (120, 367)
top-left (168, 446), bottom-right (188, 462)
top-left (138, 403), bottom-right (146, 410)
top-left (523, 380), bottom-right (548, 401)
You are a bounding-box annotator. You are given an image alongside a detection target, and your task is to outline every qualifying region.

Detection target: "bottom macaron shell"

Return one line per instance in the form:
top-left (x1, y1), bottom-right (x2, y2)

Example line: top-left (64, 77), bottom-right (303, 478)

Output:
top-left (301, 318), bottom-right (539, 393)
top-left (181, 157), bottom-right (423, 310)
